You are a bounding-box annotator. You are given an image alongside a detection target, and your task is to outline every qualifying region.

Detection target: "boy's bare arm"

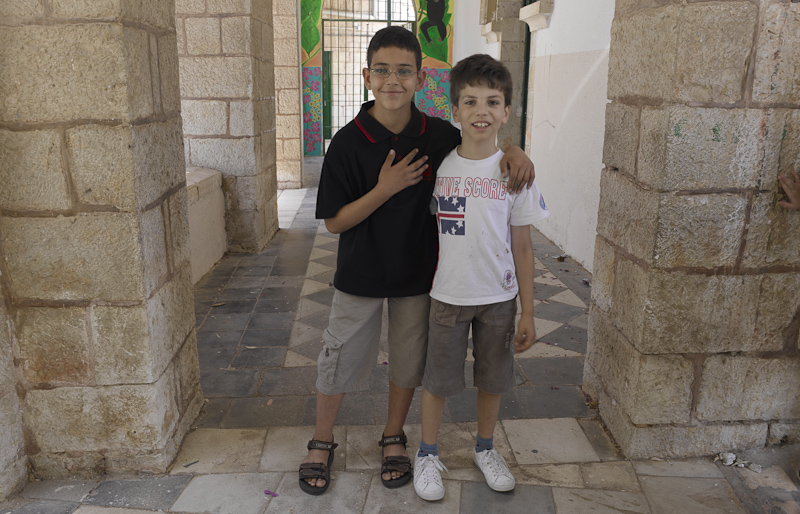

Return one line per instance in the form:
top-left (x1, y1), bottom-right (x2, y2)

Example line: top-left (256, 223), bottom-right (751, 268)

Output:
top-left (510, 224), bottom-right (536, 353)
top-left (324, 149), bottom-right (429, 234)
top-left (778, 171), bottom-right (800, 210)
top-left (499, 145), bottom-right (535, 194)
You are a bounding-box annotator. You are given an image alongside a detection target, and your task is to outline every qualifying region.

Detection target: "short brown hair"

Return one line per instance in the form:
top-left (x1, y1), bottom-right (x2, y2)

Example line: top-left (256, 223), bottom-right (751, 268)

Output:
top-left (367, 26), bottom-right (422, 70)
top-left (449, 54), bottom-right (512, 107)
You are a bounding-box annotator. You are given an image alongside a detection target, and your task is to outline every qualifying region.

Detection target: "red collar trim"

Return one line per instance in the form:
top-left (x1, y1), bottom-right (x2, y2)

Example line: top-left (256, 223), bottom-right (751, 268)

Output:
top-left (354, 116), bottom-right (376, 143)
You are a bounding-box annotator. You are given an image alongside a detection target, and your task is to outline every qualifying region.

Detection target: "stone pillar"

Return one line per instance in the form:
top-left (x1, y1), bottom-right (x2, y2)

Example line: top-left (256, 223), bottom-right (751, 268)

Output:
top-left (274, 0), bottom-right (304, 189)
top-left (0, 0), bottom-right (202, 478)
top-left (585, 0), bottom-right (800, 459)
top-left (0, 295), bottom-right (25, 499)
top-left (178, 0), bottom-right (278, 252)
top-left (493, 0), bottom-right (526, 150)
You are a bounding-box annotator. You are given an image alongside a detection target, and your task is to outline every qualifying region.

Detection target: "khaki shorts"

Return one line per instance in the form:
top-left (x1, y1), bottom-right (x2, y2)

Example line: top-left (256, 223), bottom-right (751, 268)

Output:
top-left (422, 297), bottom-right (517, 397)
top-left (316, 289), bottom-right (430, 395)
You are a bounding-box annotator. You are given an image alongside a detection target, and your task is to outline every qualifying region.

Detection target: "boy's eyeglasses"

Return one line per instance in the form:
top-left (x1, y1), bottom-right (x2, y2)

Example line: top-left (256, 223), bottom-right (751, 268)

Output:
top-left (370, 68), bottom-right (418, 80)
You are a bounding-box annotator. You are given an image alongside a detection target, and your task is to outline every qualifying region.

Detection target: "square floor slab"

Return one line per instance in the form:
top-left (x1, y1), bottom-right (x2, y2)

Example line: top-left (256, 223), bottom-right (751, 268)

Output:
top-left (83, 475), bottom-right (191, 510)
top-left (634, 459), bottom-right (723, 478)
top-left (502, 418), bottom-right (600, 465)
top-left (74, 507), bottom-right (162, 514)
top-left (363, 473), bottom-right (461, 513)
top-left (537, 324), bottom-right (588, 354)
top-left (198, 346), bottom-right (236, 370)
top-left (736, 465), bottom-right (798, 492)
top-left (199, 368), bottom-right (260, 397)
top-left (199, 313), bottom-right (251, 331)
top-left (230, 347), bottom-right (286, 368)
top-left (258, 367), bottom-right (318, 396)
top-left (460, 483), bottom-right (555, 514)
top-left (514, 464), bottom-right (584, 488)
top-left (435, 422), bottom-right (515, 471)
top-left (552, 488), bottom-right (650, 514)
top-left (240, 328), bottom-right (293, 347)
top-left (344, 424), bottom-right (420, 473)
top-left (196, 330), bottom-right (243, 349)
top-left (264, 471), bottom-right (371, 513)
top-left (515, 385), bottom-right (592, 418)
top-left (170, 428), bottom-right (266, 474)
top-left (532, 301), bottom-right (587, 324)
top-left (518, 356), bottom-right (584, 386)
top-left (171, 473), bottom-right (281, 514)
top-left (260, 425), bottom-right (347, 472)
top-left (0, 501), bottom-right (78, 514)
top-left (20, 479), bottom-right (100, 502)
top-left (580, 462), bottom-right (640, 491)
top-left (640, 476), bottom-right (747, 514)
top-left (576, 419), bottom-right (624, 462)
top-left (222, 397), bottom-right (306, 427)
top-left (191, 397), bottom-right (229, 428)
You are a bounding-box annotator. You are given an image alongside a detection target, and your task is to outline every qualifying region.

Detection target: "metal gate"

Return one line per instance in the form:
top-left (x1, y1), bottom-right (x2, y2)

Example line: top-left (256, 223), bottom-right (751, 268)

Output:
top-left (321, 1), bottom-right (417, 148)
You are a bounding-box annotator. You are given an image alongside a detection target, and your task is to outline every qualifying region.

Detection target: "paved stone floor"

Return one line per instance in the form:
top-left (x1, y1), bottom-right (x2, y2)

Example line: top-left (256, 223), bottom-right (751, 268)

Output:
top-left (3, 173), bottom-right (800, 513)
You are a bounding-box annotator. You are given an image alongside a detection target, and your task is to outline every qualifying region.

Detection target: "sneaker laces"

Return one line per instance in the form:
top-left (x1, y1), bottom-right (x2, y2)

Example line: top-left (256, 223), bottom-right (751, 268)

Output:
top-left (417, 455), bottom-right (448, 484)
top-left (480, 449), bottom-right (511, 477)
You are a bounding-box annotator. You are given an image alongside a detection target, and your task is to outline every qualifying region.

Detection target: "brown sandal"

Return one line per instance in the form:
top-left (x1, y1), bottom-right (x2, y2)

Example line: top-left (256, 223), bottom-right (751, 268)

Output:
top-left (299, 439), bottom-right (338, 495)
top-left (379, 432), bottom-right (412, 489)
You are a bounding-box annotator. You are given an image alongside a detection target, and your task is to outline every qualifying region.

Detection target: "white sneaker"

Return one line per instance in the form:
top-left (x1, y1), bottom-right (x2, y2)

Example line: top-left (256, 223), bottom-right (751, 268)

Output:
top-left (413, 452), bottom-right (448, 501)
top-left (473, 448), bottom-right (516, 492)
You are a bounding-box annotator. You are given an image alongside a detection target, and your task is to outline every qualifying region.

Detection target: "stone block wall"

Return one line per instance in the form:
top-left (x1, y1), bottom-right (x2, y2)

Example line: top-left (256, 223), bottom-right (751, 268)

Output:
top-left (586, 0), bottom-right (800, 459)
top-left (0, 0), bottom-right (202, 479)
top-left (492, 0), bottom-right (526, 150)
top-left (177, 0), bottom-right (279, 252)
top-left (273, 0), bottom-right (303, 189)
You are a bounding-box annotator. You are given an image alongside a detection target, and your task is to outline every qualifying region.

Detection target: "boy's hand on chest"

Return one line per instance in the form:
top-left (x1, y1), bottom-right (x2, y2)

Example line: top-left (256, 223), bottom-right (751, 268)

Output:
top-left (375, 148), bottom-right (430, 197)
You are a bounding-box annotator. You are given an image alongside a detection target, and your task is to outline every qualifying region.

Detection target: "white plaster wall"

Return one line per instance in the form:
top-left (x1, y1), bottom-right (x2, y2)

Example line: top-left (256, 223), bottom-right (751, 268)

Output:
top-left (527, 0), bottom-right (615, 272)
top-left (453, 0), bottom-right (499, 65)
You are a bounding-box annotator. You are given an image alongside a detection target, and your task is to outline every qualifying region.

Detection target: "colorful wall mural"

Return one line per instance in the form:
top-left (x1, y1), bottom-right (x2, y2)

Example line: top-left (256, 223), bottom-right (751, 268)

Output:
top-left (301, 0), bottom-right (455, 156)
top-left (417, 0), bottom-right (454, 121)
top-left (301, 0), bottom-right (323, 156)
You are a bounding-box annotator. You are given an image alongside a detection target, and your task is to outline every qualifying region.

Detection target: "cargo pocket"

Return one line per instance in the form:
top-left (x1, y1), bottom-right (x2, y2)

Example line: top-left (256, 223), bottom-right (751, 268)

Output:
top-left (431, 299), bottom-right (459, 328)
top-left (318, 329), bottom-right (346, 385)
top-left (492, 299), bottom-right (517, 349)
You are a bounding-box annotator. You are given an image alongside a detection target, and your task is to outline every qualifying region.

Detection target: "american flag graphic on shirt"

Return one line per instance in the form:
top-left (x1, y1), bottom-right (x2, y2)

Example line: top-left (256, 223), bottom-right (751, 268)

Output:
top-left (437, 196), bottom-right (466, 236)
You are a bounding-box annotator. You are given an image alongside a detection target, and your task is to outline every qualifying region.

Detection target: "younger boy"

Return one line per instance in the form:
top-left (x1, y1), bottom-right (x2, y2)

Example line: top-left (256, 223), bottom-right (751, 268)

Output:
top-left (299, 30), bottom-right (534, 495)
top-left (413, 54), bottom-right (549, 501)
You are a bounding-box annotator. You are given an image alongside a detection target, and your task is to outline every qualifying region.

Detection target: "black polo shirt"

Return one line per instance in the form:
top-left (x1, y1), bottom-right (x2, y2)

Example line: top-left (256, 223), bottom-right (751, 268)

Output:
top-left (316, 101), bottom-right (461, 298)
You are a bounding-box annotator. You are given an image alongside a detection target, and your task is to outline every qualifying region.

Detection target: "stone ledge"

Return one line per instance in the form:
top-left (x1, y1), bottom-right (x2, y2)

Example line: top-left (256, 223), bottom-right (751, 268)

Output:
top-left (186, 167), bottom-right (223, 206)
top-left (186, 167), bottom-right (227, 283)
top-left (481, 21), bottom-right (502, 43)
top-left (520, 0), bottom-right (554, 32)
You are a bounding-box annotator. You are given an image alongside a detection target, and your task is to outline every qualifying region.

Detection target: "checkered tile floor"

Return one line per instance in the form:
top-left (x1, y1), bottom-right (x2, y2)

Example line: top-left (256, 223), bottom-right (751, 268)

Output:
top-left (192, 188), bottom-right (596, 429)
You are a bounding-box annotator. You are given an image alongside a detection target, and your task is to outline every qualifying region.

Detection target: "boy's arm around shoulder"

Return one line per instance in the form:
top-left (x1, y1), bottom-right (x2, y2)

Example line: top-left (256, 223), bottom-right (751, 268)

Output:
top-left (510, 224), bottom-right (535, 353)
top-left (499, 145), bottom-right (535, 194)
top-left (778, 171), bottom-right (800, 211)
top-left (324, 148), bottom-right (429, 233)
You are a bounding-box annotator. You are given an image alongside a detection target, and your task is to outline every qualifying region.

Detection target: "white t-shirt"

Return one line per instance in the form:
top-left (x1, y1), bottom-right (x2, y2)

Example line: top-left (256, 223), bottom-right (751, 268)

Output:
top-left (430, 148), bottom-right (550, 306)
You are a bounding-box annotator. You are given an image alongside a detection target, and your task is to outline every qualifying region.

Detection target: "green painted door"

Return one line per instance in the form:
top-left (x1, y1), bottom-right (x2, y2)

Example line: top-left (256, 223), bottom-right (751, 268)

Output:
top-left (323, 50), bottom-right (332, 141)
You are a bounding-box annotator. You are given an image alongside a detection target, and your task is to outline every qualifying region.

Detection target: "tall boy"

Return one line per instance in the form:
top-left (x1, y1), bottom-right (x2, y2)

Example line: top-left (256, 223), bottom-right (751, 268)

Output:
top-left (299, 28), bottom-right (534, 495)
top-left (413, 54), bottom-right (549, 501)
